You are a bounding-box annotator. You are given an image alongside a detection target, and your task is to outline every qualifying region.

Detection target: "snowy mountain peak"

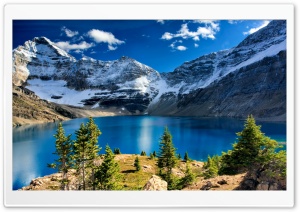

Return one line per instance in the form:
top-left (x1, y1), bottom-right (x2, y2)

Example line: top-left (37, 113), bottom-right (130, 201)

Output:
top-left (237, 20), bottom-right (286, 48)
top-left (163, 20), bottom-right (286, 93)
top-left (15, 36), bottom-right (76, 62)
top-left (13, 36), bottom-right (163, 113)
top-left (12, 21), bottom-right (286, 118)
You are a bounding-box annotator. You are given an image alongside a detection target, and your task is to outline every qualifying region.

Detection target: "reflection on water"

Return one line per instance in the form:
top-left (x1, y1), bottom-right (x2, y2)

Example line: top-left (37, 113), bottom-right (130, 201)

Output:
top-left (13, 116), bottom-right (286, 190)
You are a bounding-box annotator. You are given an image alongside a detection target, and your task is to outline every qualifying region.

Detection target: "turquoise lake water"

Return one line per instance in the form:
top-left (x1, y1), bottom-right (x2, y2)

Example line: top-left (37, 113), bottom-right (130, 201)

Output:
top-left (13, 116), bottom-right (286, 190)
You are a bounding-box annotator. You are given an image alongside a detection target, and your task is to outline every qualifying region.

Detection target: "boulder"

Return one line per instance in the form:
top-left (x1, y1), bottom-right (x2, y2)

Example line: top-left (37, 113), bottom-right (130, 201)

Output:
top-left (269, 183), bottom-right (279, 190)
top-left (217, 179), bottom-right (228, 185)
top-left (257, 182), bottom-right (269, 190)
top-left (143, 175), bottom-right (167, 191)
top-left (200, 181), bottom-right (212, 190)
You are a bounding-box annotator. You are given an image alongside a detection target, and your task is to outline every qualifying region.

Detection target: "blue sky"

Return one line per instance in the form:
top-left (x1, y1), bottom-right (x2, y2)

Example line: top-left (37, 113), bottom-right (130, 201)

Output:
top-left (13, 20), bottom-right (270, 73)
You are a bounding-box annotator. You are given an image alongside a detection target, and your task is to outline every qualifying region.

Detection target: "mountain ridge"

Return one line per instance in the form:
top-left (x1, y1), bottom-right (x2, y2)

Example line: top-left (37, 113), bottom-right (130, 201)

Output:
top-left (12, 20), bottom-right (286, 122)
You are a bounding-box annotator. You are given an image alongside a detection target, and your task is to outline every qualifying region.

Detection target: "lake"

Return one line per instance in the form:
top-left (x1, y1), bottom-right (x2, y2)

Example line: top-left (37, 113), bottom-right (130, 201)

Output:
top-left (13, 116), bottom-right (286, 190)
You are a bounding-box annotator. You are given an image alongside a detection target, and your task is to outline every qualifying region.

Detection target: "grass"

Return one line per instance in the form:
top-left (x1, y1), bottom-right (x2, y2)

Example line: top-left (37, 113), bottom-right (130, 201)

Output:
top-left (23, 154), bottom-right (206, 191)
top-left (116, 155), bottom-right (159, 190)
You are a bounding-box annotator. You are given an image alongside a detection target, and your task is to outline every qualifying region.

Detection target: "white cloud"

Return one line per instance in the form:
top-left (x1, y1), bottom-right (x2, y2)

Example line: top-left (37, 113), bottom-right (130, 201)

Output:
top-left (157, 20), bottom-right (165, 24)
top-left (169, 40), bottom-right (186, 51)
top-left (193, 36), bottom-right (200, 41)
top-left (228, 20), bottom-right (238, 24)
top-left (193, 20), bottom-right (220, 31)
top-left (161, 32), bottom-right (173, 40)
top-left (87, 29), bottom-right (124, 45)
top-left (161, 21), bottom-right (220, 41)
top-left (61, 26), bottom-right (79, 37)
top-left (54, 41), bottom-right (94, 52)
top-left (108, 45), bottom-right (117, 51)
top-left (73, 49), bottom-right (83, 54)
top-left (194, 43), bottom-right (199, 48)
top-left (177, 46), bottom-right (187, 51)
top-left (243, 20), bottom-right (270, 35)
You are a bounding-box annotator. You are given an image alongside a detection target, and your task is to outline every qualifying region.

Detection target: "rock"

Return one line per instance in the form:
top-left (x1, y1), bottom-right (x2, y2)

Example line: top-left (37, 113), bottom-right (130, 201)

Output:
top-left (269, 183), bottom-right (279, 190)
top-left (30, 179), bottom-right (43, 186)
top-left (142, 165), bottom-right (152, 169)
top-left (217, 179), bottom-right (228, 185)
top-left (239, 179), bottom-right (257, 190)
top-left (51, 95), bottom-right (62, 99)
top-left (212, 184), bottom-right (220, 188)
top-left (143, 175), bottom-right (167, 191)
top-left (142, 165), bottom-right (153, 172)
top-left (257, 182), bottom-right (269, 190)
top-left (200, 181), bottom-right (212, 190)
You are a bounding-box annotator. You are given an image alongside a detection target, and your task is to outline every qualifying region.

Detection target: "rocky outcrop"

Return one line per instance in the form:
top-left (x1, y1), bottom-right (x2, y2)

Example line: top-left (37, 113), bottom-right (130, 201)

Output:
top-left (235, 168), bottom-right (286, 190)
top-left (13, 85), bottom-right (69, 126)
top-left (20, 170), bottom-right (78, 190)
top-left (12, 85), bottom-right (115, 127)
top-left (150, 50), bottom-right (286, 121)
top-left (143, 175), bottom-right (168, 191)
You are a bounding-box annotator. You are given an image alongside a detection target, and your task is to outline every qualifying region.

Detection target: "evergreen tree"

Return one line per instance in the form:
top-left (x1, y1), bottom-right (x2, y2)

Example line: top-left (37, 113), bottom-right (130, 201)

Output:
top-left (150, 153), bottom-right (155, 160)
top-left (219, 115), bottom-right (282, 175)
top-left (140, 151), bottom-right (146, 156)
top-left (73, 123), bottom-right (89, 190)
top-left (179, 162), bottom-right (195, 188)
top-left (177, 153), bottom-right (182, 160)
top-left (86, 117), bottom-right (101, 190)
top-left (203, 156), bottom-right (218, 179)
top-left (114, 148), bottom-right (121, 154)
top-left (184, 151), bottom-right (190, 162)
top-left (134, 156), bottom-right (141, 171)
top-left (152, 151), bottom-right (156, 158)
top-left (95, 145), bottom-right (122, 190)
top-left (48, 123), bottom-right (72, 190)
top-left (157, 127), bottom-right (178, 186)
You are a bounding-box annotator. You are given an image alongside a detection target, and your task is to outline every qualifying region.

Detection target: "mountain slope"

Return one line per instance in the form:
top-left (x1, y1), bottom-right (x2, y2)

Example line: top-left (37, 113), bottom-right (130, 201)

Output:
top-left (12, 20), bottom-right (286, 121)
top-left (148, 20), bottom-right (286, 121)
top-left (13, 38), bottom-right (161, 114)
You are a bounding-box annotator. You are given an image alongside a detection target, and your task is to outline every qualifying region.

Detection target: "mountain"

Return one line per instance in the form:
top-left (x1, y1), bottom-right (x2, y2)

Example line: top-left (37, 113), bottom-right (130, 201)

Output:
top-left (148, 20), bottom-right (286, 121)
top-left (12, 20), bottom-right (286, 121)
top-left (13, 38), bottom-right (161, 114)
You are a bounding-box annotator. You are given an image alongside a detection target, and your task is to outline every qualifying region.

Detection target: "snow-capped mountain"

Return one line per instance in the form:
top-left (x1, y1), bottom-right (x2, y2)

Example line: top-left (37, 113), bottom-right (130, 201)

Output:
top-left (12, 20), bottom-right (286, 120)
top-left (13, 37), bottom-right (161, 113)
top-left (161, 20), bottom-right (286, 94)
top-left (149, 20), bottom-right (286, 120)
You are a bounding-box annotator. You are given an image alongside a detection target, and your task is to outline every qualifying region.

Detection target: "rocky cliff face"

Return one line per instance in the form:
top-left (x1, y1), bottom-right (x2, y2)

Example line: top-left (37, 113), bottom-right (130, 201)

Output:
top-left (12, 20), bottom-right (286, 120)
top-left (148, 20), bottom-right (286, 121)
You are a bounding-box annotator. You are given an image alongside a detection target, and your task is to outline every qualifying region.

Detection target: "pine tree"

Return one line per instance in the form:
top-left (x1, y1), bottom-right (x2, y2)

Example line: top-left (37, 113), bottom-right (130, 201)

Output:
top-left (140, 151), bottom-right (146, 156)
top-left (179, 162), bottom-right (195, 188)
top-left (95, 145), bottom-right (122, 190)
top-left (73, 123), bottom-right (89, 190)
top-left (219, 115), bottom-right (271, 175)
top-left (177, 153), bottom-right (182, 160)
top-left (149, 153), bottom-right (155, 160)
top-left (184, 151), bottom-right (190, 162)
top-left (48, 123), bottom-right (72, 190)
top-left (86, 117), bottom-right (101, 190)
top-left (152, 151), bottom-right (156, 158)
top-left (203, 156), bottom-right (218, 179)
top-left (157, 127), bottom-right (178, 186)
top-left (134, 156), bottom-right (141, 171)
top-left (114, 148), bottom-right (121, 154)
